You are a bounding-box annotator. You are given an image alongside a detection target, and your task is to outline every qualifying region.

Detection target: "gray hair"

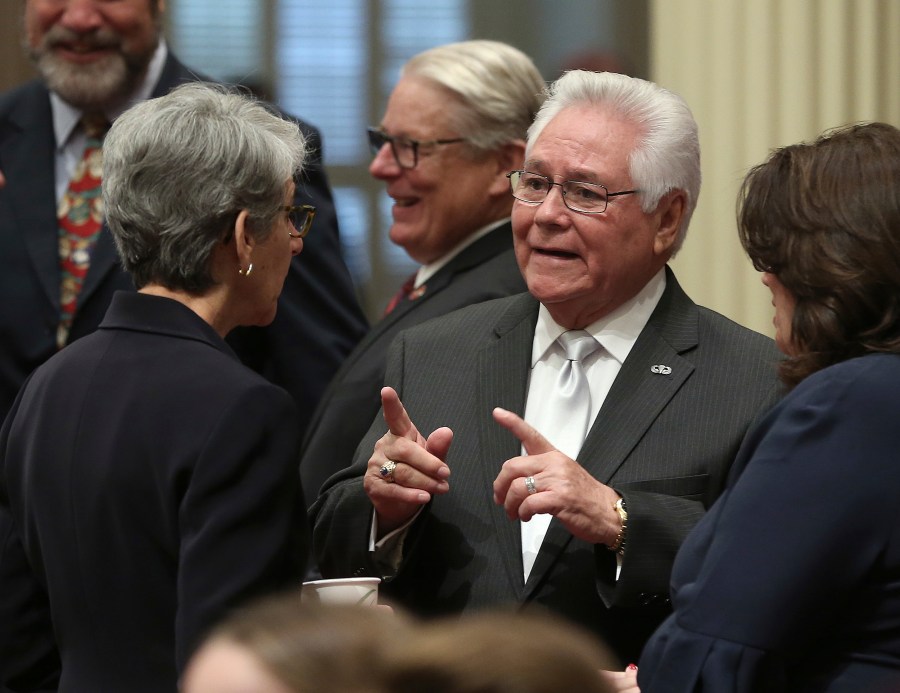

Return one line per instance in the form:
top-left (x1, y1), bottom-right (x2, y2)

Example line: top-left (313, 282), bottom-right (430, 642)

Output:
top-left (527, 70), bottom-right (701, 253)
top-left (103, 82), bottom-right (307, 292)
top-left (402, 40), bottom-right (546, 152)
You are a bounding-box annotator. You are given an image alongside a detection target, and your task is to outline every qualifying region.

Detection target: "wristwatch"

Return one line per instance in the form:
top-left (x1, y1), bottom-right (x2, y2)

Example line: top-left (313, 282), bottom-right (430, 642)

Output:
top-left (608, 497), bottom-right (628, 555)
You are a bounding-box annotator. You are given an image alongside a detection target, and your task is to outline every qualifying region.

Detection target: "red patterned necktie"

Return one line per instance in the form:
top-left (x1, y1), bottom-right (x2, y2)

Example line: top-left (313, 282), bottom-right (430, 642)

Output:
top-left (383, 272), bottom-right (418, 316)
top-left (57, 113), bottom-right (108, 349)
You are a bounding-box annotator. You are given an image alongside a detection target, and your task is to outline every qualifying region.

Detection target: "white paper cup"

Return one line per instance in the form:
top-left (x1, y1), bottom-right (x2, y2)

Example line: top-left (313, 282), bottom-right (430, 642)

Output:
top-left (301, 577), bottom-right (381, 606)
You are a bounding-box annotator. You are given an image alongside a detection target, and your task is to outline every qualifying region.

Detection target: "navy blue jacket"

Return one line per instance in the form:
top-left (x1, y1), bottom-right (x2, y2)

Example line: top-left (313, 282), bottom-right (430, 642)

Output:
top-left (640, 354), bottom-right (900, 692)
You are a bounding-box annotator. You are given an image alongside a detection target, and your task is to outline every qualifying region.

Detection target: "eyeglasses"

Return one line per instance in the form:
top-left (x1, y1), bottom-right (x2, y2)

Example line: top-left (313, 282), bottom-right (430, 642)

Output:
top-left (367, 127), bottom-right (466, 169)
top-left (507, 170), bottom-right (639, 214)
top-left (283, 204), bottom-right (316, 238)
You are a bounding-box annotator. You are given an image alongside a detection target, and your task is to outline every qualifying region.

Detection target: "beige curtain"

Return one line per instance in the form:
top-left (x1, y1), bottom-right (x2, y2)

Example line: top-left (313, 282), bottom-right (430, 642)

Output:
top-left (651, 0), bottom-right (900, 336)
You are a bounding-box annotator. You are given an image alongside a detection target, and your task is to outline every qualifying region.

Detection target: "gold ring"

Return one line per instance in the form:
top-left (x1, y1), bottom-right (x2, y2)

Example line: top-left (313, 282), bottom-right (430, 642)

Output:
top-left (380, 460), bottom-right (397, 483)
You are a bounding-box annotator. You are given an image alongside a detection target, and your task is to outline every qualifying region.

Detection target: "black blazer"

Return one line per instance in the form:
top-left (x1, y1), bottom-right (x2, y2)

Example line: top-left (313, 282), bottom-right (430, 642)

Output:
top-left (299, 222), bottom-right (526, 505)
top-left (312, 268), bottom-right (782, 664)
top-left (0, 52), bottom-right (367, 429)
top-left (0, 292), bottom-right (309, 692)
top-left (638, 354), bottom-right (900, 693)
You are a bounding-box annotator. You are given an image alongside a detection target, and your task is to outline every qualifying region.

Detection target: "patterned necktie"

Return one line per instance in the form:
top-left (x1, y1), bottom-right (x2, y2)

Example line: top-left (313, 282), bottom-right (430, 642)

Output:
top-left (382, 272), bottom-right (418, 316)
top-left (57, 113), bottom-right (109, 349)
top-left (521, 329), bottom-right (602, 581)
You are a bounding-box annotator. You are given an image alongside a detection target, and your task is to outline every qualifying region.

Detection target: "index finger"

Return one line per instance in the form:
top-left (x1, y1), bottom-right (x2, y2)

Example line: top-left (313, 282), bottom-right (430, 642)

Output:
top-left (492, 407), bottom-right (554, 456)
top-left (381, 387), bottom-right (414, 438)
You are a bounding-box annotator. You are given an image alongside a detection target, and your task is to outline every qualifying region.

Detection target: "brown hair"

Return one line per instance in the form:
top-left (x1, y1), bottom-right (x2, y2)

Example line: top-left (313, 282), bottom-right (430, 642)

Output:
top-left (198, 597), bottom-right (614, 693)
top-left (738, 122), bottom-right (900, 387)
top-left (204, 595), bottom-right (406, 693)
top-left (380, 608), bottom-right (616, 693)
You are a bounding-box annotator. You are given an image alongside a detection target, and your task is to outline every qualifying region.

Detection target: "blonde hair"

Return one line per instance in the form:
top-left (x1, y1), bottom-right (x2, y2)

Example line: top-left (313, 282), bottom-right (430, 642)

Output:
top-left (403, 40), bottom-right (546, 152)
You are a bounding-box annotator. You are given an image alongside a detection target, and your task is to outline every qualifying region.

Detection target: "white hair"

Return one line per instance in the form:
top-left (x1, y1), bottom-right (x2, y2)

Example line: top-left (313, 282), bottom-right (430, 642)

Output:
top-left (527, 71), bottom-right (701, 252)
top-left (403, 40), bottom-right (546, 151)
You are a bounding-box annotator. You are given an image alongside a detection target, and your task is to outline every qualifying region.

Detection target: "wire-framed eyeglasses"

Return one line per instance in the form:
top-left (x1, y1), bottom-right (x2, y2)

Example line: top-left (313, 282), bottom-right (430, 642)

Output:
top-left (367, 127), bottom-right (466, 169)
top-left (507, 170), bottom-right (640, 214)
top-left (283, 204), bottom-right (316, 238)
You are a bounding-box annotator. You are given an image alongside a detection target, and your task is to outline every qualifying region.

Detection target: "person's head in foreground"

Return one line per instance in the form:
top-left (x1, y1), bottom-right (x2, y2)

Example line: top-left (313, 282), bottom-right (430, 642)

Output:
top-left (380, 608), bottom-right (617, 693)
top-left (368, 39), bottom-right (546, 264)
top-left (103, 81), bottom-right (309, 334)
top-left (183, 596), bottom-right (616, 693)
top-left (510, 69), bottom-right (700, 328)
top-left (738, 121), bottom-right (900, 385)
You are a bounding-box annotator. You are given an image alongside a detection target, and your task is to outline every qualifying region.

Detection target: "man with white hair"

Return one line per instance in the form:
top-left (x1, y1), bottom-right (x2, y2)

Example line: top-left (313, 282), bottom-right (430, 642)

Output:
top-left (312, 70), bottom-right (782, 663)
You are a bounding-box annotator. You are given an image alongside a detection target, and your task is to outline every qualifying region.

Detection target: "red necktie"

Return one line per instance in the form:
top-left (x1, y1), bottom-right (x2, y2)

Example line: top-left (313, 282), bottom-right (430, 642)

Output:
top-left (383, 273), bottom-right (417, 316)
top-left (57, 114), bottom-right (108, 349)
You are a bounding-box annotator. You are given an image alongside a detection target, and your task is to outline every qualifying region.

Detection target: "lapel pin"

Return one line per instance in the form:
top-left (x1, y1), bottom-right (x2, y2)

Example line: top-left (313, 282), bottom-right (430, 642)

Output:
top-left (650, 364), bottom-right (672, 375)
top-left (409, 284), bottom-right (427, 300)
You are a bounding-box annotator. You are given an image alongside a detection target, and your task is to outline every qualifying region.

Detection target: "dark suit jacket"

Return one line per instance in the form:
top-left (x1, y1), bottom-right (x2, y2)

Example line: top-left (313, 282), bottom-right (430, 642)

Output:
top-left (0, 292), bottom-right (309, 692)
top-left (0, 52), bottom-right (367, 429)
top-left (312, 268), bottom-right (782, 664)
top-left (299, 222), bottom-right (526, 504)
top-left (638, 354), bottom-right (900, 693)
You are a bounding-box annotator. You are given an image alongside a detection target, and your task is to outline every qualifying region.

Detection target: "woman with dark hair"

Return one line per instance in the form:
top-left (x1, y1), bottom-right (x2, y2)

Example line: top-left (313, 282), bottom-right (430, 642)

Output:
top-left (636, 122), bottom-right (900, 692)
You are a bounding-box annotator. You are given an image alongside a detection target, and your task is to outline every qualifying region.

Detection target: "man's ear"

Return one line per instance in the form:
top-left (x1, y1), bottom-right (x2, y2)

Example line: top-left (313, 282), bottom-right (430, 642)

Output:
top-left (487, 139), bottom-right (526, 197)
top-left (232, 209), bottom-right (255, 269)
top-left (653, 190), bottom-right (686, 257)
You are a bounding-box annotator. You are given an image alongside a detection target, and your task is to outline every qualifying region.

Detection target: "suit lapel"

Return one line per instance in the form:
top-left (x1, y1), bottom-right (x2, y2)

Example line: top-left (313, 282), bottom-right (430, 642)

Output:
top-left (358, 222), bottom-right (517, 361)
top-left (523, 268), bottom-right (699, 598)
top-left (475, 294), bottom-right (538, 597)
top-left (1, 85), bottom-right (60, 310)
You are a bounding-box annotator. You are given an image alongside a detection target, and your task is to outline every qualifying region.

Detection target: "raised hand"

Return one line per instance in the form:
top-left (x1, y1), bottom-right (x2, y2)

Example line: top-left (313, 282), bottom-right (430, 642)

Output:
top-left (363, 387), bottom-right (452, 535)
top-left (491, 407), bottom-right (621, 545)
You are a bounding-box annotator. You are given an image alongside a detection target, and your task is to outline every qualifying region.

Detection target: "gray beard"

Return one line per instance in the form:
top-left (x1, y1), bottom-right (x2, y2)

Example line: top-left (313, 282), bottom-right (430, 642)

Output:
top-left (35, 50), bottom-right (142, 111)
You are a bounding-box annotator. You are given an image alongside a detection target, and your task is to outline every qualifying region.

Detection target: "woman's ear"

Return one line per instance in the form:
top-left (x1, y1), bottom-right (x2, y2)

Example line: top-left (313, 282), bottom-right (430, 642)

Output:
top-left (232, 210), bottom-right (255, 270)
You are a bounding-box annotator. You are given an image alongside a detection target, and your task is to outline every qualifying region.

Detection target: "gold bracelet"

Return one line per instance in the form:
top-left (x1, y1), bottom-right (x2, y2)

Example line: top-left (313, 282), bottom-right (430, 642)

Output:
top-left (608, 497), bottom-right (628, 555)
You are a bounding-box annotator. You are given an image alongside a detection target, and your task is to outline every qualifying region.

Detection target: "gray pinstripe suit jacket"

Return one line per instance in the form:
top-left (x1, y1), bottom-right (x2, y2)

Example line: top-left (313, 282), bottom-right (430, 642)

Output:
top-left (312, 267), bottom-right (782, 663)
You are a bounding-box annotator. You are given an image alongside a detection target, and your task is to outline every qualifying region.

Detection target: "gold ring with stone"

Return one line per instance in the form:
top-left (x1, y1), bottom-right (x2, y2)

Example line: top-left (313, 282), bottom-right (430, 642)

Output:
top-left (380, 460), bottom-right (397, 483)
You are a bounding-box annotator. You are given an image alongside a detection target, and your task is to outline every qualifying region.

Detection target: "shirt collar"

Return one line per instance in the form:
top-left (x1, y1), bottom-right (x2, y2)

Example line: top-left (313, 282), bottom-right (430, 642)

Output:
top-left (414, 217), bottom-right (510, 288)
top-left (531, 267), bottom-right (667, 367)
top-left (51, 39), bottom-right (169, 150)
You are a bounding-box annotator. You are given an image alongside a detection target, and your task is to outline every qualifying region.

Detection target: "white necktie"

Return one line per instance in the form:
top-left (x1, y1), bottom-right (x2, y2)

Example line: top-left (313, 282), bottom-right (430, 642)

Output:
top-left (521, 330), bottom-right (601, 581)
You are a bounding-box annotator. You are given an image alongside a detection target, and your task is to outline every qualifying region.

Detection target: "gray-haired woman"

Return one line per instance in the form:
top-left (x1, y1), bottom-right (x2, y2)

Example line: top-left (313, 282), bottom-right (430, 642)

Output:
top-left (0, 82), bottom-right (312, 692)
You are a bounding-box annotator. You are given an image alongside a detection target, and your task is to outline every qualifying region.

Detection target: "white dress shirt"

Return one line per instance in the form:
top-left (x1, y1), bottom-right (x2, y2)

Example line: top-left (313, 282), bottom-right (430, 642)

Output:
top-left (520, 268), bottom-right (666, 580)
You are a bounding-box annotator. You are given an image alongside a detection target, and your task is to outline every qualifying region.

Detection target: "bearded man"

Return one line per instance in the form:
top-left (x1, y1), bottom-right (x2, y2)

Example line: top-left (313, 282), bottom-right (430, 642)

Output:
top-left (0, 0), bottom-right (367, 429)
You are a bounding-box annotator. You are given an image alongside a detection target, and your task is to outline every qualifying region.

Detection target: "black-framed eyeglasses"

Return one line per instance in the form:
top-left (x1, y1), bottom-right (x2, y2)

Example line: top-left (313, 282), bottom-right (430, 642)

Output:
top-left (283, 204), bottom-right (316, 238)
top-left (507, 170), bottom-right (640, 214)
top-left (367, 127), bottom-right (466, 169)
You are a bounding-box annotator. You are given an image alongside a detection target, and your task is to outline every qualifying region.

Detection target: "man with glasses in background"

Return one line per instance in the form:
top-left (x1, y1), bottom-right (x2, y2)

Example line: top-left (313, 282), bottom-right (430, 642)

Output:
top-left (299, 40), bottom-right (544, 507)
top-left (312, 70), bottom-right (782, 665)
